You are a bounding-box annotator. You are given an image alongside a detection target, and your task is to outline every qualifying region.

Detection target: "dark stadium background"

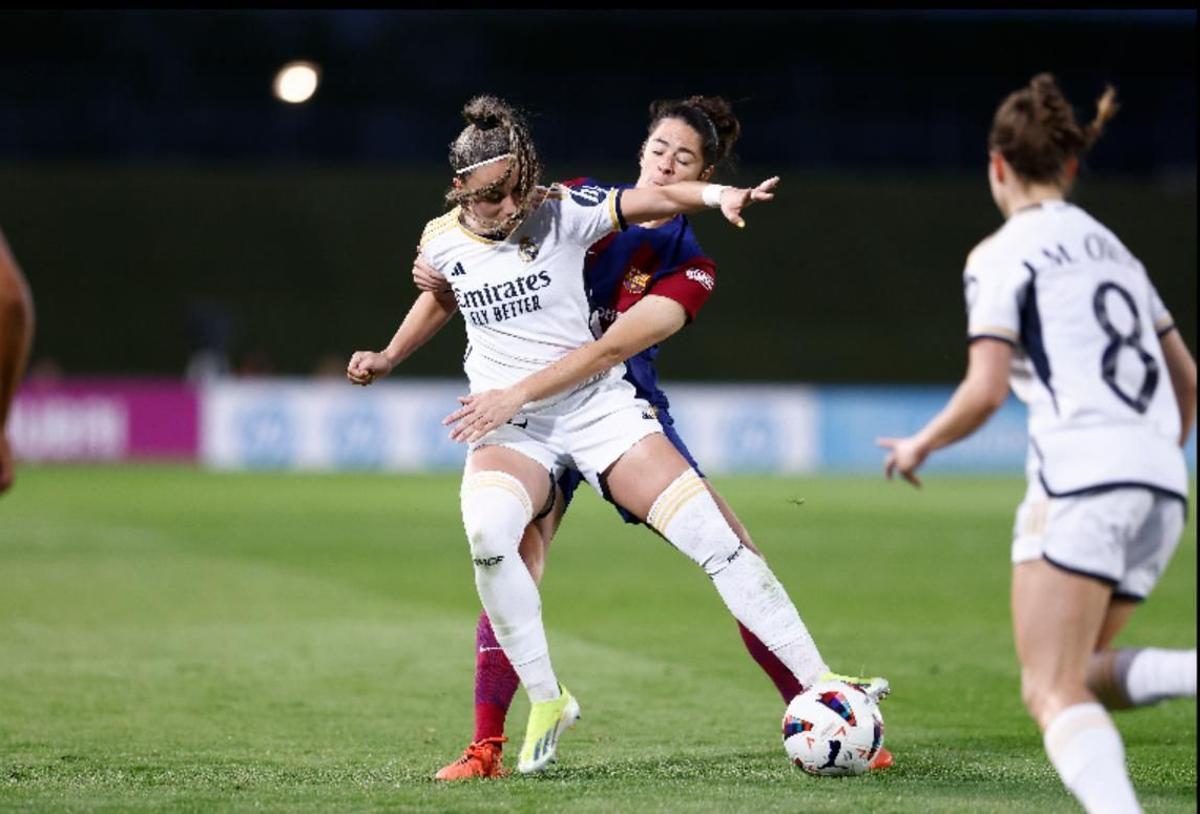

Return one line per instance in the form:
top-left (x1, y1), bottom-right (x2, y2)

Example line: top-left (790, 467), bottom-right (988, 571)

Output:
top-left (0, 9), bottom-right (1194, 383)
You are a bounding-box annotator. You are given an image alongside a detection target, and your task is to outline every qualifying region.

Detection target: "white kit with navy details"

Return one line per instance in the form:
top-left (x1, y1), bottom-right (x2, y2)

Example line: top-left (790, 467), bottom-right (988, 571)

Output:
top-left (418, 183), bottom-right (662, 491)
top-left (964, 200), bottom-right (1186, 500)
top-left (421, 183), bottom-right (625, 404)
top-left (964, 200), bottom-right (1187, 595)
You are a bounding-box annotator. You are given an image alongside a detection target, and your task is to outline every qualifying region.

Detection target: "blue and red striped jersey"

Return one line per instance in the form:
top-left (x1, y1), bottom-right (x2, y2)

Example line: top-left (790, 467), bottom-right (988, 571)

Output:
top-left (562, 177), bottom-right (717, 410)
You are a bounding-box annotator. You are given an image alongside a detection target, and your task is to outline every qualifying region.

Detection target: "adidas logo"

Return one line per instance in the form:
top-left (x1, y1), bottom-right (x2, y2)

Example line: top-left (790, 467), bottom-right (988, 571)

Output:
top-left (451, 262), bottom-right (466, 277)
top-left (533, 726), bottom-right (559, 761)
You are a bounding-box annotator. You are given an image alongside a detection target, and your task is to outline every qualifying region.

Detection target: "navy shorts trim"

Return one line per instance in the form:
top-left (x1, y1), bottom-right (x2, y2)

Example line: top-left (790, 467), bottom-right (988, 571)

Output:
top-left (1041, 553), bottom-right (1119, 588)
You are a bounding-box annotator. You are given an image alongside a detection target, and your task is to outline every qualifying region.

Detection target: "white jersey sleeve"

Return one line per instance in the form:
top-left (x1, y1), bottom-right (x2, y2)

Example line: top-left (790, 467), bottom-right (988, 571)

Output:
top-left (964, 235), bottom-right (1024, 346)
top-left (1148, 279), bottom-right (1176, 337)
top-left (552, 183), bottom-right (624, 247)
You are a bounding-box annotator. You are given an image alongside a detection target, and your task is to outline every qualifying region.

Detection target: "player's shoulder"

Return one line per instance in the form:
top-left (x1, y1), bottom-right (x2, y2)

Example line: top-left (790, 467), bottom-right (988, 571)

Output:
top-left (419, 208), bottom-right (463, 253)
top-left (964, 232), bottom-right (993, 273)
top-left (964, 217), bottom-right (1036, 277)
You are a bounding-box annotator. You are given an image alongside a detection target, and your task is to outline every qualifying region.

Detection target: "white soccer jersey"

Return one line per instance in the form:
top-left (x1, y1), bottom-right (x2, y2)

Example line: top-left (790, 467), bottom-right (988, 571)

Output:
top-left (964, 200), bottom-right (1187, 500)
top-left (419, 183), bottom-right (624, 405)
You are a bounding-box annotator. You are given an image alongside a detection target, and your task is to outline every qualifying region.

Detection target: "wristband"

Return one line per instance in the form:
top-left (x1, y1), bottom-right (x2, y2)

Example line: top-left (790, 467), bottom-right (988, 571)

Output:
top-left (701, 184), bottom-right (729, 208)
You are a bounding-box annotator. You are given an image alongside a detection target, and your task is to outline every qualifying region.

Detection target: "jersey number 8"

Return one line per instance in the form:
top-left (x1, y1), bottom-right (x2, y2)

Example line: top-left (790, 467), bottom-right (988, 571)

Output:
top-left (1092, 281), bottom-right (1159, 414)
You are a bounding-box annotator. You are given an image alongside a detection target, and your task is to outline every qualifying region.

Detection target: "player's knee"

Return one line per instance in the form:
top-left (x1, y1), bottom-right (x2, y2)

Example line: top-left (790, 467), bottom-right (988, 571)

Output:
top-left (460, 470), bottom-right (534, 562)
top-left (1021, 667), bottom-right (1086, 725)
top-left (1019, 668), bottom-right (1062, 723)
top-left (646, 469), bottom-right (745, 576)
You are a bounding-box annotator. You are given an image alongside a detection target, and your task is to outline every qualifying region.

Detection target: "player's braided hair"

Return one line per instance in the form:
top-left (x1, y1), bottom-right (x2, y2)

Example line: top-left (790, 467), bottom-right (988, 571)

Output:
top-left (988, 73), bottom-right (1119, 184)
top-left (646, 95), bottom-right (742, 177)
top-left (446, 95), bottom-right (542, 232)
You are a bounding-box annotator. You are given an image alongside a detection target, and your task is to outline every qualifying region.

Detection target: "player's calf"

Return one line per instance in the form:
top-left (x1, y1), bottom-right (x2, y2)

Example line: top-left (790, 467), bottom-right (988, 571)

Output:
top-left (1089, 647), bottom-right (1197, 710)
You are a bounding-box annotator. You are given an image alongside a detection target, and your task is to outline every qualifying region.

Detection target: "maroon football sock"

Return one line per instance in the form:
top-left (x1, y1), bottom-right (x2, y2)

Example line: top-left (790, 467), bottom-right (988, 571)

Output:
top-left (738, 621), bottom-right (804, 702)
top-left (473, 611), bottom-right (521, 742)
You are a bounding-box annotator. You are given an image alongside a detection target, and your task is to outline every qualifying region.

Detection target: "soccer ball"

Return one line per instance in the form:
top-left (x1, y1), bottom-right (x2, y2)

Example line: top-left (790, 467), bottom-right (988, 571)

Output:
top-left (782, 680), bottom-right (884, 776)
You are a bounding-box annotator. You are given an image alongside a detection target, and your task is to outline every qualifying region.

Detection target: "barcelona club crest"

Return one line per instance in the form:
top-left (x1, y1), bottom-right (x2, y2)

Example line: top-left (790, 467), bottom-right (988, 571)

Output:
top-left (623, 268), bottom-right (651, 294)
top-left (518, 236), bottom-right (540, 263)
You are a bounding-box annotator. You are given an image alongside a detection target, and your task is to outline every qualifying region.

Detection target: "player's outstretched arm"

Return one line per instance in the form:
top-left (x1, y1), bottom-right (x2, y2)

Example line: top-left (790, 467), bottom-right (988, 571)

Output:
top-left (0, 228), bottom-right (34, 494)
top-left (443, 295), bottom-right (687, 443)
top-left (1160, 329), bottom-right (1197, 446)
top-left (876, 338), bottom-right (1012, 487)
top-left (620, 177), bottom-right (780, 229)
top-left (347, 290), bottom-right (458, 386)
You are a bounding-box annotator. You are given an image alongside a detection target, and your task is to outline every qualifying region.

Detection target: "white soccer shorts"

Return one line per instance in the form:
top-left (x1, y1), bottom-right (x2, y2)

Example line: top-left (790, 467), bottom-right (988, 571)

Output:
top-left (1011, 479), bottom-right (1185, 600)
top-left (469, 375), bottom-right (663, 496)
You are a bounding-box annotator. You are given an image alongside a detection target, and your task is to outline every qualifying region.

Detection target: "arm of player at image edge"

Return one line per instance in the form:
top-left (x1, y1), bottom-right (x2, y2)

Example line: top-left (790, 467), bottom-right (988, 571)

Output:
top-left (346, 287), bottom-right (459, 386)
top-left (619, 176), bottom-right (780, 229)
top-left (443, 295), bottom-right (688, 443)
top-left (1159, 328), bottom-right (1197, 447)
top-left (0, 228), bottom-right (35, 494)
top-left (875, 338), bottom-right (1013, 488)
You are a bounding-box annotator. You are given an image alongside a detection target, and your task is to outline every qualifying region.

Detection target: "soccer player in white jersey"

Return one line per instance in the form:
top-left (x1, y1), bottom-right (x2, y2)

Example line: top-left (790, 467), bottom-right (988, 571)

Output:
top-left (877, 74), bottom-right (1196, 814)
top-left (348, 95), bottom-right (878, 774)
top-left (420, 95), bottom-right (891, 780)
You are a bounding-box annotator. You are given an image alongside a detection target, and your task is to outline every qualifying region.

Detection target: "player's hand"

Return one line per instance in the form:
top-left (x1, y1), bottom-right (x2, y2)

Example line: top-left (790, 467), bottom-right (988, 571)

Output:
top-left (412, 252), bottom-right (450, 293)
top-left (720, 176), bottom-right (780, 228)
top-left (876, 436), bottom-right (928, 488)
top-left (346, 351), bottom-right (393, 386)
top-left (443, 388), bottom-right (526, 443)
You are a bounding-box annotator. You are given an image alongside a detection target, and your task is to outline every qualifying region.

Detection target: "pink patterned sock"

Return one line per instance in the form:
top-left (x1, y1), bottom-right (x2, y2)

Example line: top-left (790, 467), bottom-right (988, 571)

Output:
top-left (473, 611), bottom-right (521, 742)
top-left (738, 621), bottom-right (804, 702)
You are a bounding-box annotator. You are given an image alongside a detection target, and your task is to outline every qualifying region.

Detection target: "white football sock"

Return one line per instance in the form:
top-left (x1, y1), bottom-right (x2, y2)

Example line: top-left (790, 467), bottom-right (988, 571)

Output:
top-left (647, 469), bottom-right (829, 687)
top-left (461, 470), bottom-right (559, 703)
top-left (1043, 702), bottom-right (1141, 814)
top-left (1116, 648), bottom-right (1197, 707)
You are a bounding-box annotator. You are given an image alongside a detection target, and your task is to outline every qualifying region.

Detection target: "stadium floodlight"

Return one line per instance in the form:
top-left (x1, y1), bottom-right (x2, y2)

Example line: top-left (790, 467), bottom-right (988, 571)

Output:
top-left (273, 61), bottom-right (320, 104)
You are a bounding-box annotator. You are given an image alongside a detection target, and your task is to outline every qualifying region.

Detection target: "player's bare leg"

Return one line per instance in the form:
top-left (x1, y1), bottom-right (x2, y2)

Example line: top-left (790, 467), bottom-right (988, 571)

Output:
top-left (1012, 560), bottom-right (1142, 813)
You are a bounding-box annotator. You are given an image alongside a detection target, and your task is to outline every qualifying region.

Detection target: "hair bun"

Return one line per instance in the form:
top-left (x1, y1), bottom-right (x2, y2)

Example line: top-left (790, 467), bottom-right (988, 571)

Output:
top-left (466, 112), bottom-right (502, 130)
top-left (463, 95), bottom-right (507, 130)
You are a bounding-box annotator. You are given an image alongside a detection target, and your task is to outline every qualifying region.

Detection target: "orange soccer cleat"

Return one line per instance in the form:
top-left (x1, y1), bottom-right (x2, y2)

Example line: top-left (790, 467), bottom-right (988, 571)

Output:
top-left (433, 736), bottom-right (510, 781)
top-left (868, 746), bottom-right (894, 771)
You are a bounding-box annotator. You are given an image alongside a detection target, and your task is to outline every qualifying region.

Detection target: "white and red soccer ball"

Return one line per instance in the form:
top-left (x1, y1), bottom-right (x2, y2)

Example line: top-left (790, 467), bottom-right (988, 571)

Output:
top-left (782, 680), bottom-right (885, 776)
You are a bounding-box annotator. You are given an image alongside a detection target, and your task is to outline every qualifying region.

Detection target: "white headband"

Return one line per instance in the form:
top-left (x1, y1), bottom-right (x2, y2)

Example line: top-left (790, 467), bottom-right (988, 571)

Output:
top-left (456, 152), bottom-right (515, 175)
top-left (695, 109), bottom-right (719, 151)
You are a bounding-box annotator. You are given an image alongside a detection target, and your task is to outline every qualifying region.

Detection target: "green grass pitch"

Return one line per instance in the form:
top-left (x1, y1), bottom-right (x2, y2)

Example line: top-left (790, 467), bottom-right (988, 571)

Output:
top-left (1, 465), bottom-right (1195, 812)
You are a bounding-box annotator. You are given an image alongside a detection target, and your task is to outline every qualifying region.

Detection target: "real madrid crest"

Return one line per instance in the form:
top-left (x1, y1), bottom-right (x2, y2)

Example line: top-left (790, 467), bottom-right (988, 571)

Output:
top-left (623, 268), bottom-right (651, 294)
top-left (518, 236), bottom-right (540, 263)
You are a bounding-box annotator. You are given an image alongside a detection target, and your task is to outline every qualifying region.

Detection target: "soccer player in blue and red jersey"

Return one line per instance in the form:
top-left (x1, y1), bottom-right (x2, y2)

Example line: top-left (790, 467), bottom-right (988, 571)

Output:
top-left (421, 96), bottom-right (892, 780)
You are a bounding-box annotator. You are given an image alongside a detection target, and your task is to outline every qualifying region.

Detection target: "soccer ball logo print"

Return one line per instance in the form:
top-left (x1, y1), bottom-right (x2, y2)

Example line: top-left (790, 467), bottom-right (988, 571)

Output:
top-left (782, 680), bottom-right (884, 776)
